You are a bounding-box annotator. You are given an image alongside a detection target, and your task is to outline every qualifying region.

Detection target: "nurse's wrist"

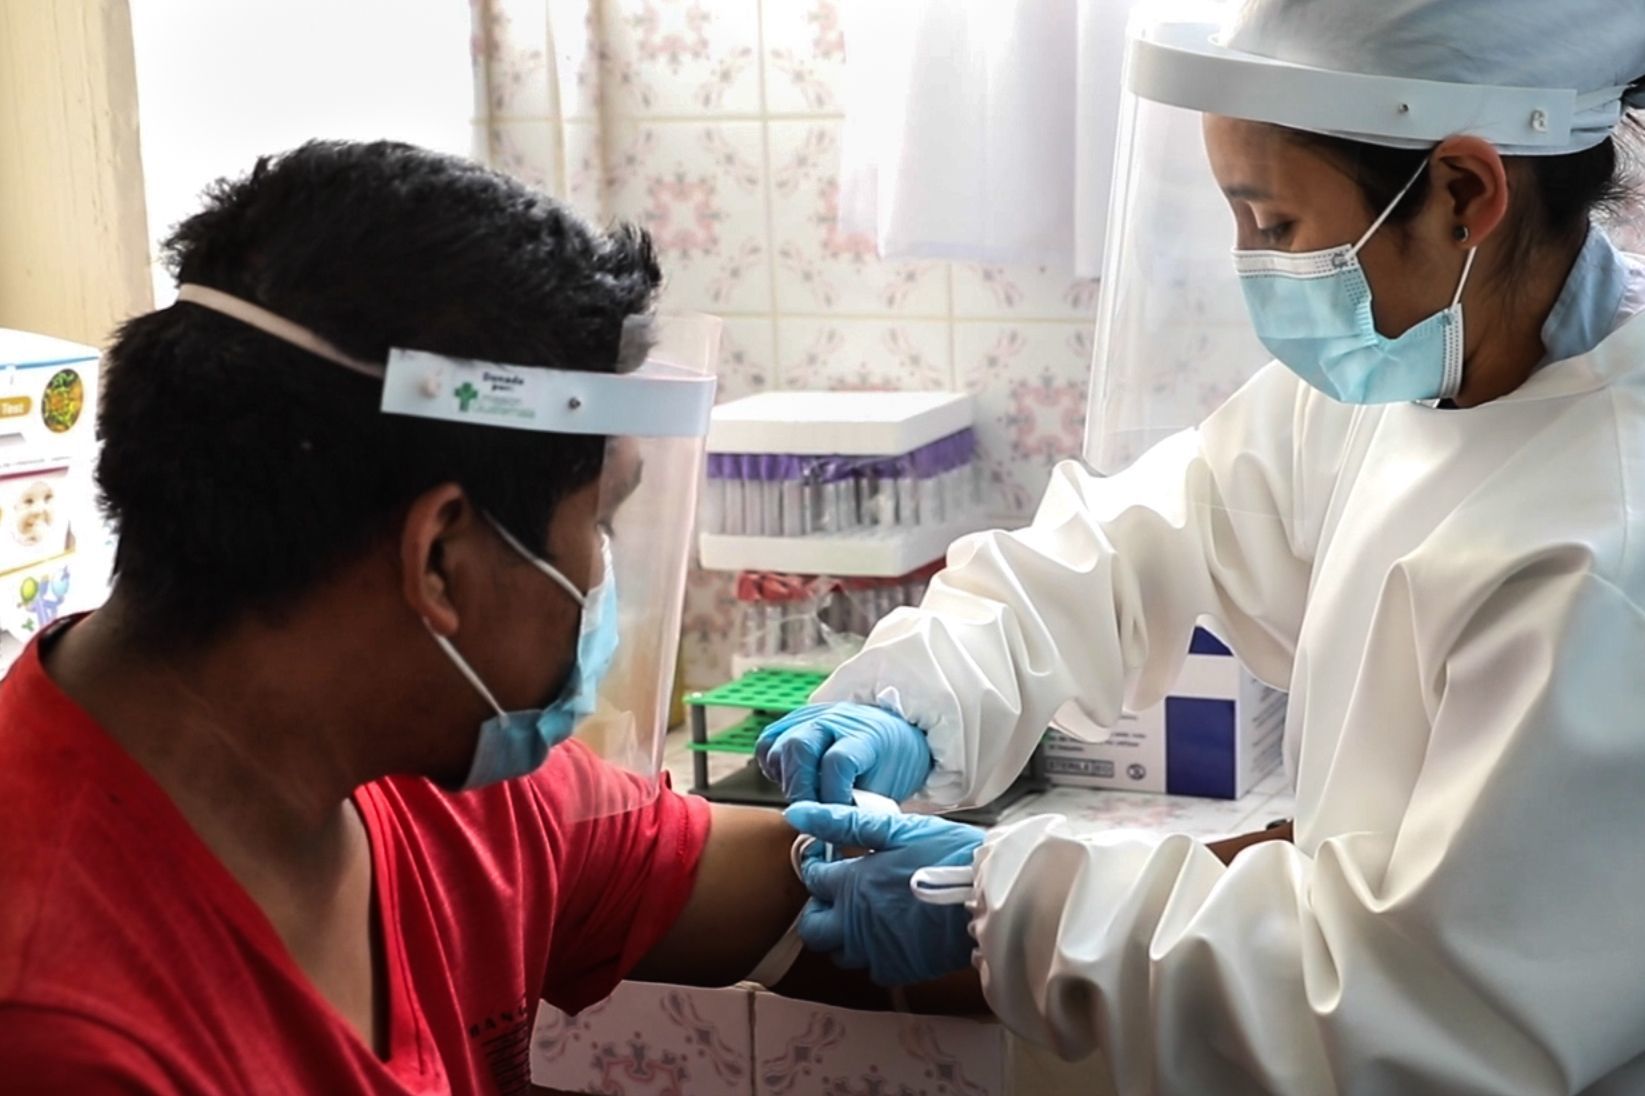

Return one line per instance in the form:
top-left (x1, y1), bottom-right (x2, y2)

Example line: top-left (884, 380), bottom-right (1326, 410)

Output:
top-left (1206, 819), bottom-right (1294, 866)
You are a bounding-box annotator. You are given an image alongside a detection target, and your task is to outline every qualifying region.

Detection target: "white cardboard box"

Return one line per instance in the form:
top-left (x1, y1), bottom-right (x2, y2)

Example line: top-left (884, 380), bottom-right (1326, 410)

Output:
top-left (531, 982), bottom-right (1099, 1096)
top-left (1043, 628), bottom-right (1286, 799)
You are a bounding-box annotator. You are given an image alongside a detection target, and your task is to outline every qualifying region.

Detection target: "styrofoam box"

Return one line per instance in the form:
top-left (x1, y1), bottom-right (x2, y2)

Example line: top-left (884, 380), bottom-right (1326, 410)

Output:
top-left (698, 517), bottom-right (987, 578)
top-left (1043, 628), bottom-right (1286, 799)
top-left (530, 982), bottom-right (1101, 1096)
top-left (707, 391), bottom-right (973, 456)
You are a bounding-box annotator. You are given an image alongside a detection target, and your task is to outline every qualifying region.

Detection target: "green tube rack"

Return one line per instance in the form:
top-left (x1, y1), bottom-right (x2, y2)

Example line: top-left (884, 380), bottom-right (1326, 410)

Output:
top-left (685, 669), bottom-right (829, 807)
top-left (683, 667), bottom-right (1048, 822)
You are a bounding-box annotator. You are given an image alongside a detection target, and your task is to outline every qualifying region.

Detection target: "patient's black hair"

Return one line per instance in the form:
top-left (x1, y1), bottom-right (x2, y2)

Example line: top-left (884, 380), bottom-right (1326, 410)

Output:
top-left (100, 140), bottom-right (660, 642)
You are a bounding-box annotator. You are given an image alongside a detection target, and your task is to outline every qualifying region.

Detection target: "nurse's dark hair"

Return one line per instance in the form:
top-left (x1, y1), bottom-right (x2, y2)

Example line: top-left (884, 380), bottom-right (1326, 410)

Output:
top-left (99, 140), bottom-right (660, 642)
top-left (1285, 94), bottom-right (1645, 275)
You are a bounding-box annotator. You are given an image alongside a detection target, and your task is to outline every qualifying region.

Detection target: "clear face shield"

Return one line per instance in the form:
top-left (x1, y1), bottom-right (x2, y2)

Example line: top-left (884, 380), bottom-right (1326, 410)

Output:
top-left (1085, 4), bottom-right (1271, 476)
top-left (553, 316), bottom-right (720, 818)
top-left (172, 283), bottom-right (718, 820)
top-left (1088, 0), bottom-right (1624, 471)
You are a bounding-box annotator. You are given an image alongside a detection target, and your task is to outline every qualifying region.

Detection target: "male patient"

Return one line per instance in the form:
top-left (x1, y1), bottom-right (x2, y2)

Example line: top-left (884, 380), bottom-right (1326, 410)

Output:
top-left (0, 141), bottom-right (848, 1093)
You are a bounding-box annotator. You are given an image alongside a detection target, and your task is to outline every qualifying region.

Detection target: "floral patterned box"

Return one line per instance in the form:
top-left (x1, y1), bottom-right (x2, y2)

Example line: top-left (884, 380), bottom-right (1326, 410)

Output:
top-left (753, 993), bottom-right (1005, 1096)
top-left (531, 981), bottom-right (754, 1096)
top-left (530, 981), bottom-right (1100, 1096)
top-left (751, 991), bottom-right (1095, 1096)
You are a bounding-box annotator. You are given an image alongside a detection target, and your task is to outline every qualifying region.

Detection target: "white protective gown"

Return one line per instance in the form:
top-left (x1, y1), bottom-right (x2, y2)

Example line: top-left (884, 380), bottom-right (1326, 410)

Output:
top-left (811, 309), bottom-right (1645, 1092)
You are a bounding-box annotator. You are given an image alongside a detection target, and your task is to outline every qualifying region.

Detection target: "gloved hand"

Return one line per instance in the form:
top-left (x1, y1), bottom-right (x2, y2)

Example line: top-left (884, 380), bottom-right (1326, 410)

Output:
top-left (756, 702), bottom-right (933, 804)
top-left (785, 803), bottom-right (983, 987)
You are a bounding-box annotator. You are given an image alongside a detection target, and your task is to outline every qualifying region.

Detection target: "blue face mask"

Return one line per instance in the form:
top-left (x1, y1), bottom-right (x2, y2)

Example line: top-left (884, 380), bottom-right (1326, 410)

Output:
top-left (1232, 160), bottom-right (1477, 404)
top-left (427, 520), bottom-right (619, 790)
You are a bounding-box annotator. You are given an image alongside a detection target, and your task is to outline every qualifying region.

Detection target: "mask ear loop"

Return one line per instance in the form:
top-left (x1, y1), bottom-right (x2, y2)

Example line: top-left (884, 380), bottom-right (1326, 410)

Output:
top-left (423, 622), bottom-right (510, 721)
top-left (1451, 247), bottom-right (1479, 306)
top-left (484, 513), bottom-right (588, 607)
top-left (424, 521), bottom-right (611, 725)
top-left (422, 513), bottom-right (597, 719)
top-left (1349, 157), bottom-right (1432, 257)
top-left (1437, 245), bottom-right (1480, 398)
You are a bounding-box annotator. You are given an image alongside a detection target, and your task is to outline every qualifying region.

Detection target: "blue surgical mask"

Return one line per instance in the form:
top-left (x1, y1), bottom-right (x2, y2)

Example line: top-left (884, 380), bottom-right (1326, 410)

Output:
top-left (427, 520), bottom-right (619, 790)
top-left (1232, 160), bottom-right (1477, 404)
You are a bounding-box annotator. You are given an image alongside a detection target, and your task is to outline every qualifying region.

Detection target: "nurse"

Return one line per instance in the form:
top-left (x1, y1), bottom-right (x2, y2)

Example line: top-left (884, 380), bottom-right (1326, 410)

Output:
top-left (761, 0), bottom-right (1645, 1091)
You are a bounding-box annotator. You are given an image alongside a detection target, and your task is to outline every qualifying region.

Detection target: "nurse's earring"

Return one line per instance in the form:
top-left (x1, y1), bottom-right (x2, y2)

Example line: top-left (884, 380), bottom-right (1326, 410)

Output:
top-left (1453, 225), bottom-right (1470, 243)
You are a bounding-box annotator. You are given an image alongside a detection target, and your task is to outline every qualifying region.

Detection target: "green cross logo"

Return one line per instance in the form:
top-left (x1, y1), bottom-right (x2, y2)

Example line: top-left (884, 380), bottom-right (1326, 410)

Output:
top-left (453, 381), bottom-right (479, 412)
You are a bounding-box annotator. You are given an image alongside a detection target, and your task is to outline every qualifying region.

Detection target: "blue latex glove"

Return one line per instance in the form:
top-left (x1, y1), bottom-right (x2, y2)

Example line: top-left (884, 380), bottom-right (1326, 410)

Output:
top-left (784, 803), bottom-right (983, 987)
top-left (756, 702), bottom-right (933, 804)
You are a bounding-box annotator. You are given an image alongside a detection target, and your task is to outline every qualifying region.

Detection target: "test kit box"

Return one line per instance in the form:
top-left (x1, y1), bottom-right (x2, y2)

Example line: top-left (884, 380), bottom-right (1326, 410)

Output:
top-left (0, 330), bottom-right (104, 673)
top-left (0, 465), bottom-right (70, 574)
top-left (1043, 628), bottom-right (1286, 800)
top-left (0, 330), bottom-right (98, 477)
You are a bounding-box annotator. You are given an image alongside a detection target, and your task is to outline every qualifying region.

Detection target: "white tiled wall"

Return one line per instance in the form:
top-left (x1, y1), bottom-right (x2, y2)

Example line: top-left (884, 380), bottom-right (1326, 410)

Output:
top-left (543, 0), bottom-right (1098, 686)
top-left (483, 5), bottom-right (1645, 688)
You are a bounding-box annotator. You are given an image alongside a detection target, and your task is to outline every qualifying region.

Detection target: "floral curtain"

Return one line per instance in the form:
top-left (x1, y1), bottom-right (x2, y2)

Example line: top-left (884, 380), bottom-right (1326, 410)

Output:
top-left (470, 0), bottom-right (608, 219)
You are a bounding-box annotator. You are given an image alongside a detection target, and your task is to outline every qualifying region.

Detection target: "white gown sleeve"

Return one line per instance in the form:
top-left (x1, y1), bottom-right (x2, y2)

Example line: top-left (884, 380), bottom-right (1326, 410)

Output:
top-left (812, 363), bottom-right (1334, 808)
top-left (972, 569), bottom-right (1645, 1094)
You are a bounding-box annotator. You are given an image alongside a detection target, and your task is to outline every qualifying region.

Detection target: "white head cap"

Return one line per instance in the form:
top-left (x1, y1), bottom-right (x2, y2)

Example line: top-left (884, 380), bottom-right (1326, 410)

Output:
top-left (1130, 0), bottom-right (1645, 154)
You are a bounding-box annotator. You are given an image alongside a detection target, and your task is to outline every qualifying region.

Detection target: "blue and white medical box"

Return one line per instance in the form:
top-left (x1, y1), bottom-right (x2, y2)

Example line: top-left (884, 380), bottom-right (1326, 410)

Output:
top-left (1042, 628), bottom-right (1285, 800)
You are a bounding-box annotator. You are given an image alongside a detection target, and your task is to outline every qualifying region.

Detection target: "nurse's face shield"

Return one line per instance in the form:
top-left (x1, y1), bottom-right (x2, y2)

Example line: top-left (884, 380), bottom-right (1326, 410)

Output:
top-left (1087, 0), bottom-right (1643, 477)
top-left (173, 283), bottom-right (718, 820)
top-left (1086, 9), bottom-right (1271, 476)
